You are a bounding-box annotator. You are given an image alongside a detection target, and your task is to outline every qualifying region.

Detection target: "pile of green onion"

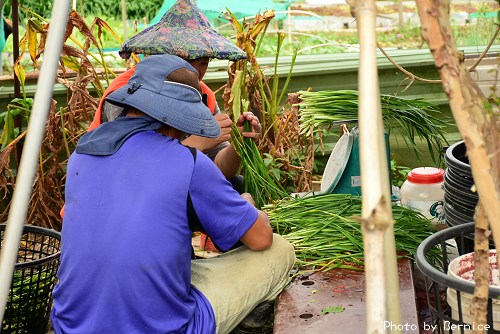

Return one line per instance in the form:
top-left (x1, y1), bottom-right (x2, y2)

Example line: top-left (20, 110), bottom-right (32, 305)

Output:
top-left (296, 90), bottom-right (449, 163)
top-left (263, 193), bottom-right (438, 271)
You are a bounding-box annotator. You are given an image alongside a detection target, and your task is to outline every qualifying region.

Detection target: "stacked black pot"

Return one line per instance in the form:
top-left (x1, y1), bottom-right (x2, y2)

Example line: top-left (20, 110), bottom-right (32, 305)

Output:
top-left (443, 141), bottom-right (480, 254)
top-left (443, 141), bottom-right (478, 226)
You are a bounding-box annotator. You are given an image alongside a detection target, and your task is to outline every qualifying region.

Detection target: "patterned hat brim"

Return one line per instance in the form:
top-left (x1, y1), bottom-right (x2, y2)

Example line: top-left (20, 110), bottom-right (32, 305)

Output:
top-left (119, 0), bottom-right (246, 61)
top-left (119, 26), bottom-right (247, 61)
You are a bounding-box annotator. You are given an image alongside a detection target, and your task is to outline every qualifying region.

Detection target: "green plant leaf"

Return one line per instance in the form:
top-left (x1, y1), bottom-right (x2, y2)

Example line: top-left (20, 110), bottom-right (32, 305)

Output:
top-left (263, 153), bottom-right (273, 167)
top-left (1, 112), bottom-right (16, 149)
top-left (320, 305), bottom-right (345, 315)
top-left (13, 64), bottom-right (26, 93)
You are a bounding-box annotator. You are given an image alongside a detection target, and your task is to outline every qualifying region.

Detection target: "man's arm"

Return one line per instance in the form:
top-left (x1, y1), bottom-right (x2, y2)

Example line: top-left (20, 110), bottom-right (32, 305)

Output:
top-left (212, 145), bottom-right (241, 179)
top-left (239, 193), bottom-right (273, 251)
top-left (240, 210), bottom-right (273, 251)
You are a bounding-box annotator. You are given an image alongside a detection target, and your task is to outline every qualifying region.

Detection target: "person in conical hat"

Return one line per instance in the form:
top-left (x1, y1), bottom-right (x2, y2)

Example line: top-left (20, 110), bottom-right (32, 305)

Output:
top-left (86, 0), bottom-right (260, 191)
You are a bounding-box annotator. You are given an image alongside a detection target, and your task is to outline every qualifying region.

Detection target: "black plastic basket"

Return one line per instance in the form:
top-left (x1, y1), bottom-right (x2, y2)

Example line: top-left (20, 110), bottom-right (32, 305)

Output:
top-left (416, 222), bottom-right (500, 333)
top-left (0, 224), bottom-right (61, 334)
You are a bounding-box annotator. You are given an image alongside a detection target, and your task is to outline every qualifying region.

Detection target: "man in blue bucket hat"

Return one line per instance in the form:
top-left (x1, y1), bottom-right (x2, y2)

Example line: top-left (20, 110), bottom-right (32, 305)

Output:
top-left (51, 54), bottom-right (295, 334)
top-left (87, 0), bottom-right (258, 194)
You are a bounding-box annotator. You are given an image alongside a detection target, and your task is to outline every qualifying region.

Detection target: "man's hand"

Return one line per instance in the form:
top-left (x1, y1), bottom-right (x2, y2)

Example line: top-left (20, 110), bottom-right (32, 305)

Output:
top-left (236, 112), bottom-right (261, 142)
top-left (240, 192), bottom-right (256, 207)
top-left (215, 113), bottom-right (233, 143)
top-left (182, 113), bottom-right (233, 151)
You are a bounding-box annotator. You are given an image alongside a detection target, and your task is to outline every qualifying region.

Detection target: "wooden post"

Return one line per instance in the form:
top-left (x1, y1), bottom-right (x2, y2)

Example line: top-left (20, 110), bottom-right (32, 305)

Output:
top-left (350, 0), bottom-right (402, 332)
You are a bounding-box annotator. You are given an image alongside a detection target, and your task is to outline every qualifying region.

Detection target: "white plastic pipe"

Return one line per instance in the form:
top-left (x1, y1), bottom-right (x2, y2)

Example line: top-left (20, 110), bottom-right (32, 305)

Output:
top-left (0, 0), bottom-right (71, 322)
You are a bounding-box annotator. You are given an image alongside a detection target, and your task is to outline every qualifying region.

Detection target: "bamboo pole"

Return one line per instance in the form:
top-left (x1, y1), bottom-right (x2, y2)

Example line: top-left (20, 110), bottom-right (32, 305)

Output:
top-left (0, 0), bottom-right (71, 322)
top-left (351, 0), bottom-right (402, 332)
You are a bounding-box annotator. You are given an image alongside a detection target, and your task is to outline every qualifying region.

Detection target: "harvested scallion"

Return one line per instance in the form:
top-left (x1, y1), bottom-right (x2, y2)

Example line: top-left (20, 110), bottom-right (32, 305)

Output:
top-left (263, 193), bottom-right (440, 271)
top-left (296, 90), bottom-right (450, 164)
top-left (231, 123), bottom-right (288, 209)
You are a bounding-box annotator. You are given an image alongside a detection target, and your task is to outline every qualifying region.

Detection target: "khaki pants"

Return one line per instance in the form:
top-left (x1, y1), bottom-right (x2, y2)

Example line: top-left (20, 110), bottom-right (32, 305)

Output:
top-left (191, 234), bottom-right (296, 334)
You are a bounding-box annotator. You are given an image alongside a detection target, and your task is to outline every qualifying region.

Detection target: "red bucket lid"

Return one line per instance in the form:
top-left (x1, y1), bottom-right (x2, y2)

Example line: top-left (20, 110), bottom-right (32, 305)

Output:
top-left (407, 167), bottom-right (444, 184)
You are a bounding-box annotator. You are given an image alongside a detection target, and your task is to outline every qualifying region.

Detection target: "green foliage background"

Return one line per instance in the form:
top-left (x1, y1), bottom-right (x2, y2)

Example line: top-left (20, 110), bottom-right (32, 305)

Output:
top-left (2, 0), bottom-right (163, 22)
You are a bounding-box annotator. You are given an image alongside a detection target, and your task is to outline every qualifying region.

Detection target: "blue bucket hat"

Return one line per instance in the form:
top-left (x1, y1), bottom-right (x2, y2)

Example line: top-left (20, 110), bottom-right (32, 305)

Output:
top-left (105, 55), bottom-right (221, 138)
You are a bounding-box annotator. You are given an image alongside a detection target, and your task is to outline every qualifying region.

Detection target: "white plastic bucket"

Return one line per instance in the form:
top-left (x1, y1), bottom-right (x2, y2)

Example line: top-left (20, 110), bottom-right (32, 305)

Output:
top-left (400, 167), bottom-right (445, 224)
top-left (447, 249), bottom-right (500, 333)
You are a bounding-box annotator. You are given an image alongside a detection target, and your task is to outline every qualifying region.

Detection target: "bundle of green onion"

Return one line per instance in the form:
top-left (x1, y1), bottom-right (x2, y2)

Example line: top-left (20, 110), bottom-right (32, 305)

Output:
top-left (263, 193), bottom-right (438, 271)
top-left (231, 123), bottom-right (288, 209)
top-left (296, 90), bottom-right (449, 163)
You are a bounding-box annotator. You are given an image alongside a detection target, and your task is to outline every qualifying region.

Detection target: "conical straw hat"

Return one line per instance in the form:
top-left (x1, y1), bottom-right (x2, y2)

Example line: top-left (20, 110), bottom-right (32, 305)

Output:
top-left (119, 0), bottom-right (246, 61)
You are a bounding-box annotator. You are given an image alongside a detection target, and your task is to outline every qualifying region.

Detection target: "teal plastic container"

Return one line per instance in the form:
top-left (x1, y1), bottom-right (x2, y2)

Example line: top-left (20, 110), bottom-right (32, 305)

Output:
top-left (321, 127), bottom-right (392, 196)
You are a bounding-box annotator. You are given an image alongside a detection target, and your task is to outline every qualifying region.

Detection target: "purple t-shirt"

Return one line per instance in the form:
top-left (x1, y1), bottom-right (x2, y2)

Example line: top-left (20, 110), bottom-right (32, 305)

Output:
top-left (51, 131), bottom-right (258, 334)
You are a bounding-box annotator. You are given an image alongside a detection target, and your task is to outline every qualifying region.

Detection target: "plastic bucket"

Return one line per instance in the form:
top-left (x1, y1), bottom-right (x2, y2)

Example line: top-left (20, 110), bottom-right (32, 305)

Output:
top-left (443, 141), bottom-right (480, 251)
top-left (443, 195), bottom-right (476, 218)
top-left (443, 172), bottom-right (478, 202)
top-left (447, 249), bottom-right (500, 333)
top-left (443, 183), bottom-right (477, 209)
top-left (445, 141), bottom-right (473, 178)
top-left (399, 167), bottom-right (445, 223)
top-left (444, 205), bottom-right (475, 227)
top-left (416, 223), bottom-right (500, 332)
top-left (445, 168), bottom-right (474, 188)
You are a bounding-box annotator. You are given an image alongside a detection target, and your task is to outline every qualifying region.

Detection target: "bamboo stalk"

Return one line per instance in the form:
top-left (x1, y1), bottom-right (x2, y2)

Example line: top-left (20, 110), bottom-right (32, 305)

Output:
top-left (353, 0), bottom-right (401, 332)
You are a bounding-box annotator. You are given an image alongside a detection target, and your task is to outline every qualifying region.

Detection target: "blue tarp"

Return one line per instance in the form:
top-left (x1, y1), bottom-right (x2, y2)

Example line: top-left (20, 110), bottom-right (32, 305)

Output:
top-left (150, 0), bottom-right (293, 26)
top-left (0, 9), bottom-right (5, 53)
